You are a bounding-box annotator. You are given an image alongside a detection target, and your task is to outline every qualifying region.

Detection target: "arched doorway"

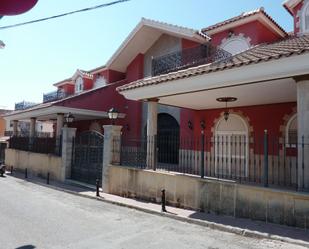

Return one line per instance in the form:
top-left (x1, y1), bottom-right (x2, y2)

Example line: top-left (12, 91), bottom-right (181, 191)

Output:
top-left (215, 114), bottom-right (249, 177)
top-left (157, 113), bottom-right (180, 164)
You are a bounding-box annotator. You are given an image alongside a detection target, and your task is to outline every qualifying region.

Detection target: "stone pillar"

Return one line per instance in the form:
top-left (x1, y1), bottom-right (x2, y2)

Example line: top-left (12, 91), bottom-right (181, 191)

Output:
top-left (60, 127), bottom-right (76, 182)
top-left (56, 113), bottom-right (64, 138)
top-left (13, 120), bottom-right (18, 136)
top-left (29, 117), bottom-right (36, 138)
top-left (146, 99), bottom-right (158, 170)
top-left (295, 75), bottom-right (309, 190)
top-left (102, 125), bottom-right (122, 193)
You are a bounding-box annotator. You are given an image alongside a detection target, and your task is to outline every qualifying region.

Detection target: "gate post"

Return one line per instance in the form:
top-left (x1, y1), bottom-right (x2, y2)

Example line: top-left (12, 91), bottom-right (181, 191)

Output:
top-left (102, 125), bottom-right (122, 193)
top-left (60, 127), bottom-right (76, 182)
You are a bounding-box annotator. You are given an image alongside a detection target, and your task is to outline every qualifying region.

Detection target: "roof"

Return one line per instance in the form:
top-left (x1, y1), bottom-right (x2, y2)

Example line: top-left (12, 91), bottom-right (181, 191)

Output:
top-left (53, 69), bottom-right (93, 87)
top-left (283, 0), bottom-right (302, 15)
top-left (5, 79), bottom-right (126, 118)
top-left (106, 17), bottom-right (210, 72)
top-left (117, 35), bottom-right (309, 93)
top-left (202, 8), bottom-right (287, 37)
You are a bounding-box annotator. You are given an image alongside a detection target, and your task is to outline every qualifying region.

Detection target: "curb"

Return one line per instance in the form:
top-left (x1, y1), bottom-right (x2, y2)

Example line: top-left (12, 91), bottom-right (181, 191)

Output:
top-left (12, 176), bottom-right (309, 248)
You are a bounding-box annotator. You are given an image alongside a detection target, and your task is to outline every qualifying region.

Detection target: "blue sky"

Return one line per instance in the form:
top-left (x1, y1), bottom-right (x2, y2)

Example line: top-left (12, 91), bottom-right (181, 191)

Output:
top-left (0, 0), bottom-right (293, 109)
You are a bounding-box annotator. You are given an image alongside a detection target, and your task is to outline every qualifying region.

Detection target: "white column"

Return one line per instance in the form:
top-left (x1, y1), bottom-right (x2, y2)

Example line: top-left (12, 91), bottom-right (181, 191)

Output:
top-left (60, 127), bottom-right (76, 181)
top-left (13, 120), bottom-right (18, 136)
top-left (102, 125), bottom-right (122, 193)
top-left (296, 76), bottom-right (309, 190)
top-left (146, 99), bottom-right (158, 170)
top-left (29, 118), bottom-right (36, 138)
top-left (56, 113), bottom-right (64, 138)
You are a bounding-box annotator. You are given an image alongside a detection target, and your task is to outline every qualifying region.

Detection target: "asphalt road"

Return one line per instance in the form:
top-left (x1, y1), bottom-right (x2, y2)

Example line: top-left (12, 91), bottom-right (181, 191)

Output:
top-left (0, 175), bottom-right (305, 249)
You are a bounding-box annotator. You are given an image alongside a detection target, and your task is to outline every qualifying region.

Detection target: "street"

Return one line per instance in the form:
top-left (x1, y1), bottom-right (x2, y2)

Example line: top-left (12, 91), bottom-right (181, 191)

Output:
top-left (0, 175), bottom-right (305, 249)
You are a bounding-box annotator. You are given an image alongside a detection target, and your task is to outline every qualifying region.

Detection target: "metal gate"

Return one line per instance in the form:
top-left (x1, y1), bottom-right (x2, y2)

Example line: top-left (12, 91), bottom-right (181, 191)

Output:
top-left (71, 131), bottom-right (104, 186)
top-left (0, 143), bottom-right (7, 164)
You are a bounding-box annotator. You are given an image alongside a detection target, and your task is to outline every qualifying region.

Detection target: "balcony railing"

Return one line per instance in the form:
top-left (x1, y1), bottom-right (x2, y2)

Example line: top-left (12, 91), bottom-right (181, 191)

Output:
top-left (151, 44), bottom-right (232, 76)
top-left (15, 101), bottom-right (37, 111)
top-left (43, 90), bottom-right (68, 103)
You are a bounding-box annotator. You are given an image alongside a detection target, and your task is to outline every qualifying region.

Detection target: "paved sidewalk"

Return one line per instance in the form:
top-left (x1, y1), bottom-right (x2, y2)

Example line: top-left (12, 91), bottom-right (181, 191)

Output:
top-left (4, 171), bottom-right (309, 248)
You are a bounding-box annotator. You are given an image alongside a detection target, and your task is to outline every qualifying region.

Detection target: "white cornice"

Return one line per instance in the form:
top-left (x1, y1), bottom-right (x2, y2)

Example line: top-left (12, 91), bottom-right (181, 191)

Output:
top-left (119, 53), bottom-right (309, 101)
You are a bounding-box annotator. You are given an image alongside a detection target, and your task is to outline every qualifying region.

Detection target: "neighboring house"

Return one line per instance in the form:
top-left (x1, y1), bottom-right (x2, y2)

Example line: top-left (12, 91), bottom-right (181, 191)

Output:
top-left (4, 0), bottom-right (309, 190)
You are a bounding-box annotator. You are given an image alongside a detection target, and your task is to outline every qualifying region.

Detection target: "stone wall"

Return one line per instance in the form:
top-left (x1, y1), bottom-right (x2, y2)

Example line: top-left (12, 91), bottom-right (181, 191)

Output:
top-left (5, 149), bottom-right (62, 181)
top-left (108, 165), bottom-right (309, 229)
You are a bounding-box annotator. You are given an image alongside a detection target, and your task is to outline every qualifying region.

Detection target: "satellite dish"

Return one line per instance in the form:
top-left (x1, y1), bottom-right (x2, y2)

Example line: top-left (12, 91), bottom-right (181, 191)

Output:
top-left (0, 0), bottom-right (38, 16)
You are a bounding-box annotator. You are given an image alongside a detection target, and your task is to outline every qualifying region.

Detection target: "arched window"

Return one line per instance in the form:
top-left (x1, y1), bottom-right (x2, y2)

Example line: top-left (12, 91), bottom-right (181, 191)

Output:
top-left (75, 77), bottom-right (84, 93)
top-left (286, 114), bottom-right (297, 146)
top-left (220, 35), bottom-right (251, 55)
top-left (215, 114), bottom-right (249, 177)
top-left (94, 76), bottom-right (107, 88)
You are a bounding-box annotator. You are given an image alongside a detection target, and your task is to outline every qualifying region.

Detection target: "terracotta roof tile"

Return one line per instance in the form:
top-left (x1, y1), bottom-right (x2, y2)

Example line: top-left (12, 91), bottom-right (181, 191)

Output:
top-left (117, 35), bottom-right (309, 93)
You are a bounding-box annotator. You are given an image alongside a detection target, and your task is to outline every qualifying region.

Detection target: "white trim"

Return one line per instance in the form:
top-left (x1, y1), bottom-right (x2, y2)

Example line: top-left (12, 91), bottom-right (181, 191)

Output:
top-left (220, 33), bottom-right (251, 55)
top-left (285, 113), bottom-right (298, 147)
top-left (300, 0), bottom-right (309, 34)
top-left (120, 52), bottom-right (309, 101)
top-left (3, 106), bottom-right (126, 122)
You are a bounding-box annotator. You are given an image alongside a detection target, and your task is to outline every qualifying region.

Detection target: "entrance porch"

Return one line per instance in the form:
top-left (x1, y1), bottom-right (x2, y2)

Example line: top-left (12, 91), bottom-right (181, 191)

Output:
top-left (117, 48), bottom-right (309, 191)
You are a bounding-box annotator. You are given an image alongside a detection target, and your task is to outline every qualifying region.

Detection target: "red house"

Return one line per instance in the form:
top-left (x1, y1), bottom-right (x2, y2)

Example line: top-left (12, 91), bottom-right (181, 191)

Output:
top-left (5, 0), bottom-right (309, 190)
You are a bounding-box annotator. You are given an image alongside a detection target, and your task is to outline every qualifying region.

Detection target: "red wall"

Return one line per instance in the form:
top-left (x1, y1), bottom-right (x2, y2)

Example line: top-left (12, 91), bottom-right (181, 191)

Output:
top-left (59, 54), bottom-right (145, 139)
top-left (59, 84), bottom-right (74, 94)
top-left (182, 39), bottom-right (201, 49)
top-left (210, 20), bottom-right (282, 47)
top-left (180, 102), bottom-right (296, 139)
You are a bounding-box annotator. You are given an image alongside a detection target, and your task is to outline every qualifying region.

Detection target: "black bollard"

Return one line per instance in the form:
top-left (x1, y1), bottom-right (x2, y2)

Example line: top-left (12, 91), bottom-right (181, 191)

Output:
top-left (25, 168), bottom-right (28, 179)
top-left (47, 172), bottom-right (50, 185)
top-left (161, 189), bottom-right (167, 212)
top-left (10, 166), bottom-right (13, 175)
top-left (96, 179), bottom-right (100, 197)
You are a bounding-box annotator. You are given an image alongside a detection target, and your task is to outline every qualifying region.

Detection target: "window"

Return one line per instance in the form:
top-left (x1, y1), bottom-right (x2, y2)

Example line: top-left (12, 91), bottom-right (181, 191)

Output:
top-left (75, 77), bottom-right (84, 93)
top-left (215, 114), bottom-right (249, 177)
top-left (220, 35), bottom-right (251, 55)
top-left (94, 76), bottom-right (107, 88)
top-left (286, 114), bottom-right (298, 146)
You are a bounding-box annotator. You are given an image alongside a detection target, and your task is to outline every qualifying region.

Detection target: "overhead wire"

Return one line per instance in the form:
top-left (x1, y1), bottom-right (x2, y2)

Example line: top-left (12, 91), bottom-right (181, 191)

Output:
top-left (0, 0), bottom-right (130, 30)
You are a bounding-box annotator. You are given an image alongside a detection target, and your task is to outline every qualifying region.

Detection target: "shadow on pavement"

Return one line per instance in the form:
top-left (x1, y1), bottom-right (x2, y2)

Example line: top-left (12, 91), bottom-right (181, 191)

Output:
top-left (16, 245), bottom-right (36, 249)
top-left (189, 211), bottom-right (309, 242)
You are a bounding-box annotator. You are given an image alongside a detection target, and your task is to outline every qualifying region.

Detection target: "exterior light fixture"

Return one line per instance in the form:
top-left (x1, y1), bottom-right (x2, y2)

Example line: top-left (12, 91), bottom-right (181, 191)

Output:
top-left (188, 120), bottom-right (193, 130)
top-left (108, 107), bottom-right (119, 125)
top-left (200, 120), bottom-right (206, 130)
top-left (65, 112), bottom-right (75, 125)
top-left (216, 97), bottom-right (238, 121)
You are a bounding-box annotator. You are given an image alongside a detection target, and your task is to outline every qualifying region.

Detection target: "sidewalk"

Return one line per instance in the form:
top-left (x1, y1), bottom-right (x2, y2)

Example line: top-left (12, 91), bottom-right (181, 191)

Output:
top-left (4, 171), bottom-right (309, 248)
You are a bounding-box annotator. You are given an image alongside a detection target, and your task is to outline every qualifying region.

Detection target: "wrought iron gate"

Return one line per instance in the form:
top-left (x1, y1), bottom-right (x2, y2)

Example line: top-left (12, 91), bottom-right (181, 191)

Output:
top-left (71, 131), bottom-right (104, 186)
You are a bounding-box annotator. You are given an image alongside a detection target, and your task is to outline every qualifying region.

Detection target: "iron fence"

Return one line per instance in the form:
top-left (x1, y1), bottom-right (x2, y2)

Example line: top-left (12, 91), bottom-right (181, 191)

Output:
top-left (9, 136), bottom-right (62, 156)
top-left (151, 44), bottom-right (232, 76)
top-left (43, 89), bottom-right (69, 103)
top-left (115, 134), bottom-right (308, 191)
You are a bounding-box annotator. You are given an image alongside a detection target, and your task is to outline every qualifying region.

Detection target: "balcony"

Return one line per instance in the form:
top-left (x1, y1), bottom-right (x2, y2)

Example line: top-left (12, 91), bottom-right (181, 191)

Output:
top-left (151, 44), bottom-right (232, 76)
top-left (43, 90), bottom-right (68, 103)
top-left (15, 101), bottom-right (37, 111)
